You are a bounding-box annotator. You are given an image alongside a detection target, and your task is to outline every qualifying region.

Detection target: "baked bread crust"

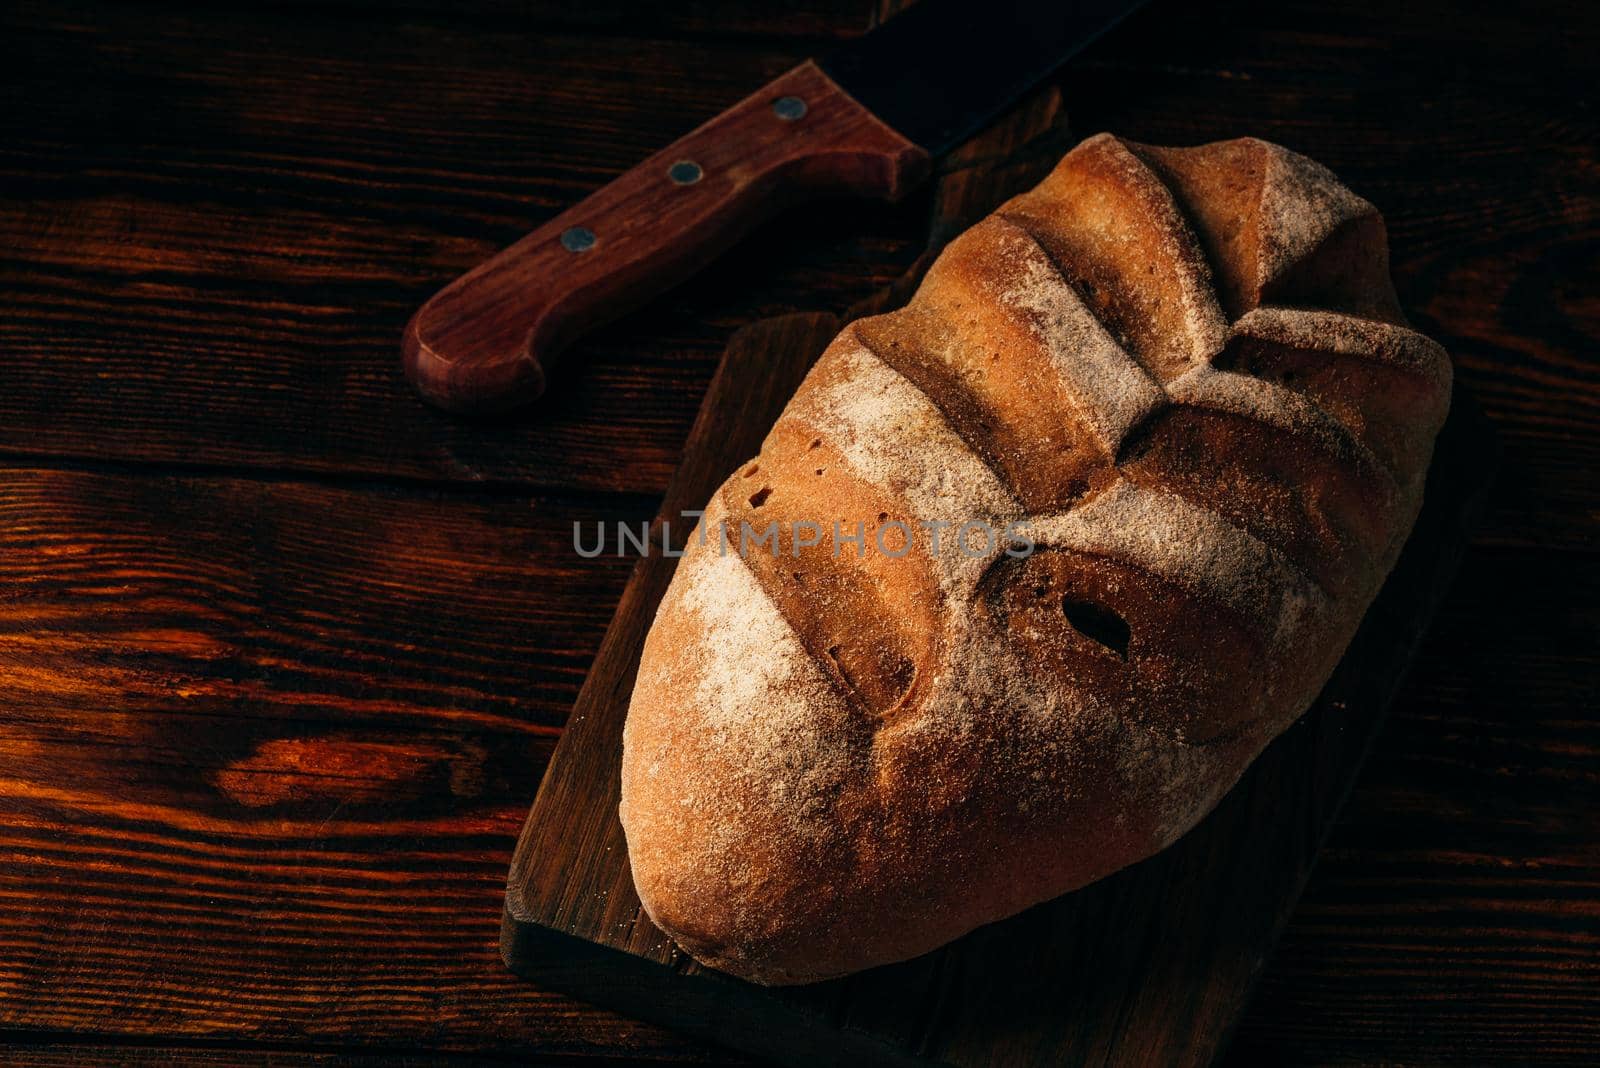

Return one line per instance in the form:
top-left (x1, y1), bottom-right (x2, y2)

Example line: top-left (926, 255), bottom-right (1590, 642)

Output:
top-left (619, 134), bottom-right (1452, 985)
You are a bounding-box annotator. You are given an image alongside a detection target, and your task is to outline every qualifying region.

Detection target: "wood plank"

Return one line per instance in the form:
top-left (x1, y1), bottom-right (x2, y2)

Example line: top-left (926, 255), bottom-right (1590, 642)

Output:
top-left (0, 469), bottom-right (645, 738)
top-left (6, 516), bottom-right (1589, 1062)
top-left (0, 1045), bottom-right (729, 1067)
top-left (245, 0), bottom-right (877, 39)
top-left (0, 0), bottom-right (1594, 551)
top-left (0, 0), bottom-right (927, 493)
top-left (1227, 543), bottom-right (1600, 1065)
top-left (0, 464), bottom-right (716, 1057)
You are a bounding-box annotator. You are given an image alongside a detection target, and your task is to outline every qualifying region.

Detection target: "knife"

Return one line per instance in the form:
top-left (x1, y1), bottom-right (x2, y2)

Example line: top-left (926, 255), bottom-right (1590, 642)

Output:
top-left (402, 0), bottom-right (1149, 413)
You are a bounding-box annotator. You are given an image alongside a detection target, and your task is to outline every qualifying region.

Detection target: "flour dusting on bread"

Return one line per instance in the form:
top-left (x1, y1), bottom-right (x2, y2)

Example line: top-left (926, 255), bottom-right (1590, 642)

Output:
top-left (991, 219), bottom-right (1167, 455)
top-left (1257, 142), bottom-right (1377, 291)
top-left (621, 134), bottom-right (1452, 985)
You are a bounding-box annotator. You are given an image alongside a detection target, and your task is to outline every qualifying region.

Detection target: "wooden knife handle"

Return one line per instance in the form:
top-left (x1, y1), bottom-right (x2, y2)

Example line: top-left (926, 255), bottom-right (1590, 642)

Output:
top-left (402, 60), bottom-right (930, 414)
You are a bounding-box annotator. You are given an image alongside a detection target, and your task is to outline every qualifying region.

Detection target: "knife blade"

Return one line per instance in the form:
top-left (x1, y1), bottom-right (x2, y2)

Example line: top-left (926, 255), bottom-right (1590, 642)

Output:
top-left (403, 0), bottom-right (1149, 414)
top-left (822, 0), bottom-right (1145, 157)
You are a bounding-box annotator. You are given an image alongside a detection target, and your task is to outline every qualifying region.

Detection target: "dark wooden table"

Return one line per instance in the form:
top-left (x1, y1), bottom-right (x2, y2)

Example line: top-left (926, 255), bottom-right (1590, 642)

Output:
top-left (1, 0), bottom-right (1594, 1064)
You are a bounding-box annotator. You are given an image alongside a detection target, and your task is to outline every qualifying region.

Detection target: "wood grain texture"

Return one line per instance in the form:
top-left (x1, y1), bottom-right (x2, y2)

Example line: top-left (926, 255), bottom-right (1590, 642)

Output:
top-left (249, 0), bottom-right (877, 40)
top-left (0, 1047), bottom-right (733, 1068)
top-left (0, 0), bottom-right (929, 492)
top-left (0, 0), bottom-right (1595, 1063)
top-left (1226, 545), bottom-right (1600, 1066)
top-left (0, 0), bottom-right (1594, 531)
top-left (0, 467), bottom-right (688, 1056)
top-left (0, 476), bottom-right (1581, 1065)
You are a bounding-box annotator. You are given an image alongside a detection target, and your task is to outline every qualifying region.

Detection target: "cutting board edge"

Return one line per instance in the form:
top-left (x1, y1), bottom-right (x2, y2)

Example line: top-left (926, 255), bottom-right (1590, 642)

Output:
top-left (500, 903), bottom-right (949, 1068)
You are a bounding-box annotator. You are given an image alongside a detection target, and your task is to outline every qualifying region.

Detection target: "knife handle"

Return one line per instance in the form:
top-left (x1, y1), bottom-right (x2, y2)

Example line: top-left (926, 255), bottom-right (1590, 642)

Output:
top-left (402, 60), bottom-right (930, 414)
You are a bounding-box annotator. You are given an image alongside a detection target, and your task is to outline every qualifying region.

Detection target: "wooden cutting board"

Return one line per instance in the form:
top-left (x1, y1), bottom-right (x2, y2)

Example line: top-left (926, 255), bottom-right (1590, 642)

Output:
top-left (500, 94), bottom-right (1498, 1067)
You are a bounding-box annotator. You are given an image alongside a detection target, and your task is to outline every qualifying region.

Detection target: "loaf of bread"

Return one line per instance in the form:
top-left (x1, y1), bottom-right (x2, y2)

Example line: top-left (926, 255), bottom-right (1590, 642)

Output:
top-left (619, 134), bottom-right (1452, 985)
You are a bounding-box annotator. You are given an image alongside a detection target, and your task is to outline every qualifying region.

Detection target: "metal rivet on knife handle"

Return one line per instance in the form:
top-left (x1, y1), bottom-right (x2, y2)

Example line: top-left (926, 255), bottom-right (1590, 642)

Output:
top-left (773, 96), bottom-right (807, 121)
top-left (668, 160), bottom-right (703, 185)
top-left (560, 227), bottom-right (596, 253)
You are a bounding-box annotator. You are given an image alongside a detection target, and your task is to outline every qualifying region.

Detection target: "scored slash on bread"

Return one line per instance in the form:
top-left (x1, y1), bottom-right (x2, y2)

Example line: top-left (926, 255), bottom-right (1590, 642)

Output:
top-left (619, 133), bottom-right (1453, 986)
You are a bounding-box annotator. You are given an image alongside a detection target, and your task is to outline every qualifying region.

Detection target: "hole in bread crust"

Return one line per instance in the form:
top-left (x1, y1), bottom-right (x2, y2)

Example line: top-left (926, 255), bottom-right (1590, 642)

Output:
top-left (748, 487), bottom-right (772, 508)
top-left (1062, 597), bottom-right (1131, 659)
top-left (743, 464), bottom-right (760, 477)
